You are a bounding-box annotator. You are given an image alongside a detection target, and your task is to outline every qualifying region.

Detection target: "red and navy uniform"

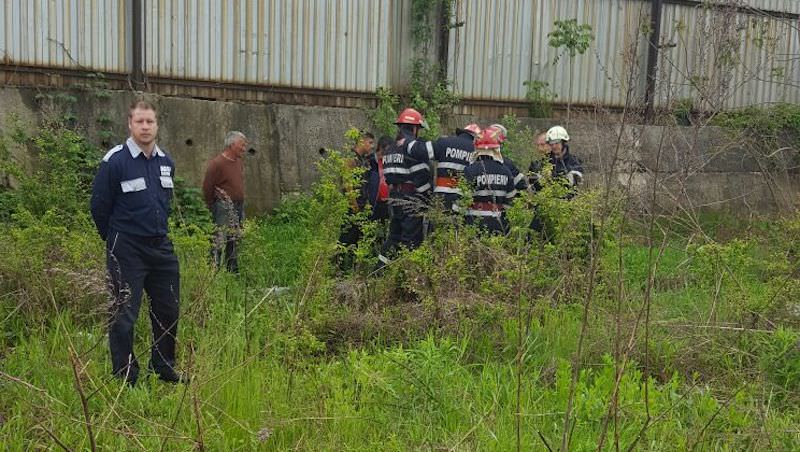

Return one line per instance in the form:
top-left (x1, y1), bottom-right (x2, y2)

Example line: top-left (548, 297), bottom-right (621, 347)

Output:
top-left (431, 132), bottom-right (474, 210)
top-left (462, 155), bottom-right (517, 234)
top-left (378, 129), bottom-right (433, 263)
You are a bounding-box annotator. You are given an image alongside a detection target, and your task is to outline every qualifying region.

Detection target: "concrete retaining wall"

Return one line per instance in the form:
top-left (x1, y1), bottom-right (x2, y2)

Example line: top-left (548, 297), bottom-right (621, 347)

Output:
top-left (1, 87), bottom-right (797, 215)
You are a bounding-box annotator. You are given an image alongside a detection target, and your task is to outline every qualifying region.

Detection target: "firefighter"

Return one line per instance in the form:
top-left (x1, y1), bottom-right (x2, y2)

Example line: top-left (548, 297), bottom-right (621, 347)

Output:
top-left (377, 108), bottom-right (435, 266)
top-left (528, 126), bottom-right (585, 237)
top-left (368, 136), bottom-right (393, 222)
top-left (462, 126), bottom-right (517, 235)
top-left (528, 132), bottom-right (549, 192)
top-left (529, 125), bottom-right (584, 195)
top-left (431, 123), bottom-right (480, 211)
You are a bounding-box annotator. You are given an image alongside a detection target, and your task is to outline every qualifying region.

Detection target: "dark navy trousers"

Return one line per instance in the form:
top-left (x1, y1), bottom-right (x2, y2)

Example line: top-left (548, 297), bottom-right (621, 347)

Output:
top-left (379, 193), bottom-right (425, 262)
top-left (106, 230), bottom-right (180, 381)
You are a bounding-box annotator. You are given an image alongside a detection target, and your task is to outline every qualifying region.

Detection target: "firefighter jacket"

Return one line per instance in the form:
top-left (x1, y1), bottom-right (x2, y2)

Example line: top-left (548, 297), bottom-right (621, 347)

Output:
top-left (382, 130), bottom-right (434, 195)
top-left (528, 146), bottom-right (584, 192)
top-left (462, 154), bottom-right (517, 222)
top-left (431, 132), bottom-right (475, 199)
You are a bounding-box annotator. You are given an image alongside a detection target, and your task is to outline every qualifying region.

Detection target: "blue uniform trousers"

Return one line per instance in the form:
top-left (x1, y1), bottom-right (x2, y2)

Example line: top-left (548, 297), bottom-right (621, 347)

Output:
top-left (379, 192), bottom-right (425, 261)
top-left (106, 230), bottom-right (180, 382)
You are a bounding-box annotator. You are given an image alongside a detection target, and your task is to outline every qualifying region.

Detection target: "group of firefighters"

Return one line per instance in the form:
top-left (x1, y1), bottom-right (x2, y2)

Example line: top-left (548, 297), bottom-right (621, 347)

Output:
top-left (342, 107), bottom-right (584, 269)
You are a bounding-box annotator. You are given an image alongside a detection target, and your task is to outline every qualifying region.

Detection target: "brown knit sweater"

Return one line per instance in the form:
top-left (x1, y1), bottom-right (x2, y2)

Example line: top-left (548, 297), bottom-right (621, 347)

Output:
top-left (202, 153), bottom-right (245, 207)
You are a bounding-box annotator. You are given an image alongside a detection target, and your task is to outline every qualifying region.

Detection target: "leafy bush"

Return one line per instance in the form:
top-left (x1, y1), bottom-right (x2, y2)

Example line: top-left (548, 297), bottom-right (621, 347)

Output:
top-left (712, 103), bottom-right (800, 148)
top-left (0, 122), bottom-right (102, 227)
top-left (523, 80), bottom-right (557, 118)
top-left (368, 87), bottom-right (400, 138)
top-left (171, 175), bottom-right (213, 233)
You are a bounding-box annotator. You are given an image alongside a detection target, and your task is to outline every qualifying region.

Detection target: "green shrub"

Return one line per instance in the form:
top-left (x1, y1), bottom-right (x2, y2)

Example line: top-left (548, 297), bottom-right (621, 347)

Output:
top-left (171, 175), bottom-right (213, 233)
top-left (523, 80), bottom-right (556, 118)
top-left (712, 103), bottom-right (800, 148)
top-left (760, 327), bottom-right (800, 400)
top-left (369, 87), bottom-right (400, 138)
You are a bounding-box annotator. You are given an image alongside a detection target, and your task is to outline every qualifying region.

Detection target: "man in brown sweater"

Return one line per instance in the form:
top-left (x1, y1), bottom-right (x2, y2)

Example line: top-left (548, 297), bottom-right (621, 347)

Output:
top-left (202, 131), bottom-right (248, 273)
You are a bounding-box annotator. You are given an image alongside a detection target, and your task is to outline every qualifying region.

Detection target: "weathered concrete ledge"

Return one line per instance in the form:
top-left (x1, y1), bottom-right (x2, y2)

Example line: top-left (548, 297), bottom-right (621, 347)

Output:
top-left (1, 87), bottom-right (797, 215)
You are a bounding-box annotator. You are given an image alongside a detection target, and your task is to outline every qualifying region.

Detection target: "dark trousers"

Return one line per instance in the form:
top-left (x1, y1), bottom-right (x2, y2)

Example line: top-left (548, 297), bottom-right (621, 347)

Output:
top-left (336, 214), bottom-right (363, 271)
top-left (211, 200), bottom-right (244, 273)
top-left (432, 193), bottom-right (459, 213)
top-left (370, 201), bottom-right (390, 221)
top-left (466, 215), bottom-right (507, 235)
top-left (106, 231), bottom-right (180, 381)
top-left (379, 193), bottom-right (425, 263)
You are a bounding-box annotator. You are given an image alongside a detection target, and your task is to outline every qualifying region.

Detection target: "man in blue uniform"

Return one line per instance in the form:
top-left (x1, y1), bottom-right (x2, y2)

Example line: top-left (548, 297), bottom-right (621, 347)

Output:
top-left (90, 100), bottom-right (184, 386)
top-left (431, 123), bottom-right (480, 212)
top-left (462, 126), bottom-right (517, 235)
top-left (377, 108), bottom-right (434, 267)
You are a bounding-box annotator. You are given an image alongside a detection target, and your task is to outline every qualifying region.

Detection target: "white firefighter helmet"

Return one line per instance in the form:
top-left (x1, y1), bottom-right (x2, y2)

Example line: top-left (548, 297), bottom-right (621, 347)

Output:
top-left (545, 125), bottom-right (570, 144)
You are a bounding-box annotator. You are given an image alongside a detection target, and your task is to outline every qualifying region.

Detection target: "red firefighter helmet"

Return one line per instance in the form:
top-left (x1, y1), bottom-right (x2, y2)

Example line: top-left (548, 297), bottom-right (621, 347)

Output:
top-left (395, 108), bottom-right (428, 128)
top-left (475, 126), bottom-right (502, 149)
top-left (489, 123), bottom-right (508, 143)
top-left (464, 123), bottom-right (481, 136)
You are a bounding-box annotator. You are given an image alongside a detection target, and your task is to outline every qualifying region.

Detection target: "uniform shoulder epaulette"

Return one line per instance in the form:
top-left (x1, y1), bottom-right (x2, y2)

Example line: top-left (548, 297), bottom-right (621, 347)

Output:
top-left (102, 145), bottom-right (125, 162)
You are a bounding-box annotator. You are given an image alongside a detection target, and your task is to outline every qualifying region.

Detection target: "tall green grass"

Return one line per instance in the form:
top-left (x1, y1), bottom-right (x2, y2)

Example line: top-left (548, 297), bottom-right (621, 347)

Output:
top-left (2, 213), bottom-right (799, 450)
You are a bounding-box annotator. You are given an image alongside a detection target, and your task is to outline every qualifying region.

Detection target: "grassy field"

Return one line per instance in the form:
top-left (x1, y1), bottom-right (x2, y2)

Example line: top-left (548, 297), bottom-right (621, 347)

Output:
top-left (1, 121), bottom-right (799, 450)
top-left (1, 203), bottom-right (799, 451)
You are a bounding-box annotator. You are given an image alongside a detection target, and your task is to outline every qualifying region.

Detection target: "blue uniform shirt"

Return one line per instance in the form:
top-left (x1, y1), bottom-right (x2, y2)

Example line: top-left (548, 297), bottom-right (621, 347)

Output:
top-left (91, 137), bottom-right (175, 240)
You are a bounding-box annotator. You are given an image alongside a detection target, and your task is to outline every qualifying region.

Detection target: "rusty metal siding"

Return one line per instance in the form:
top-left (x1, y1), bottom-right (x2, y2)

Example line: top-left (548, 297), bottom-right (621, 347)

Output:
top-left (2, 0), bottom-right (797, 110)
top-left (143, 0), bottom-right (402, 93)
top-left (448, 0), bottom-right (652, 108)
top-left (657, 2), bottom-right (800, 109)
top-left (448, 0), bottom-right (798, 109)
top-left (0, 0), bottom-right (128, 72)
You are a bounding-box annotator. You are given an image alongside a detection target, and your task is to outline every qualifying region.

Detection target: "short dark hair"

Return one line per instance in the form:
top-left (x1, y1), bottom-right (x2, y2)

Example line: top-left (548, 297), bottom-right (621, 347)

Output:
top-left (396, 124), bottom-right (417, 139)
top-left (128, 99), bottom-right (157, 118)
top-left (377, 136), bottom-right (394, 150)
top-left (360, 130), bottom-right (375, 140)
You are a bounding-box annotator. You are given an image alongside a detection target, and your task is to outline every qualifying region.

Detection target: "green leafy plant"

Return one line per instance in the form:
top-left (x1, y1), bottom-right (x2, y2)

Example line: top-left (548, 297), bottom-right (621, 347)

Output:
top-left (369, 0), bottom-right (460, 140)
top-left (171, 176), bottom-right (213, 233)
top-left (759, 327), bottom-right (800, 400)
top-left (674, 98), bottom-right (694, 126)
top-left (548, 19), bottom-right (595, 65)
top-left (369, 87), bottom-right (400, 137)
top-left (548, 19), bottom-right (595, 121)
top-left (523, 80), bottom-right (557, 118)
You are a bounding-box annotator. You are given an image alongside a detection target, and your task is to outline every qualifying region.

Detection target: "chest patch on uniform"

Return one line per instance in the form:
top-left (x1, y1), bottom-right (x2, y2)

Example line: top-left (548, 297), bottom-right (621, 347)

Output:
top-left (476, 174), bottom-right (509, 186)
top-left (384, 153), bottom-right (403, 164)
top-left (160, 165), bottom-right (171, 176)
top-left (121, 177), bottom-right (147, 193)
top-left (160, 176), bottom-right (174, 188)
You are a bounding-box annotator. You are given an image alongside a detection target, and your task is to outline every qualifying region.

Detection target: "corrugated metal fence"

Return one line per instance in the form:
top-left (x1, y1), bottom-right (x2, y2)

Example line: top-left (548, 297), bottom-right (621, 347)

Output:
top-left (0, 0), bottom-right (128, 72)
top-left (1, 0), bottom-right (798, 109)
top-left (143, 0), bottom-right (403, 93)
top-left (447, 0), bottom-right (800, 108)
top-left (658, 0), bottom-right (800, 108)
top-left (447, 0), bottom-right (652, 107)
